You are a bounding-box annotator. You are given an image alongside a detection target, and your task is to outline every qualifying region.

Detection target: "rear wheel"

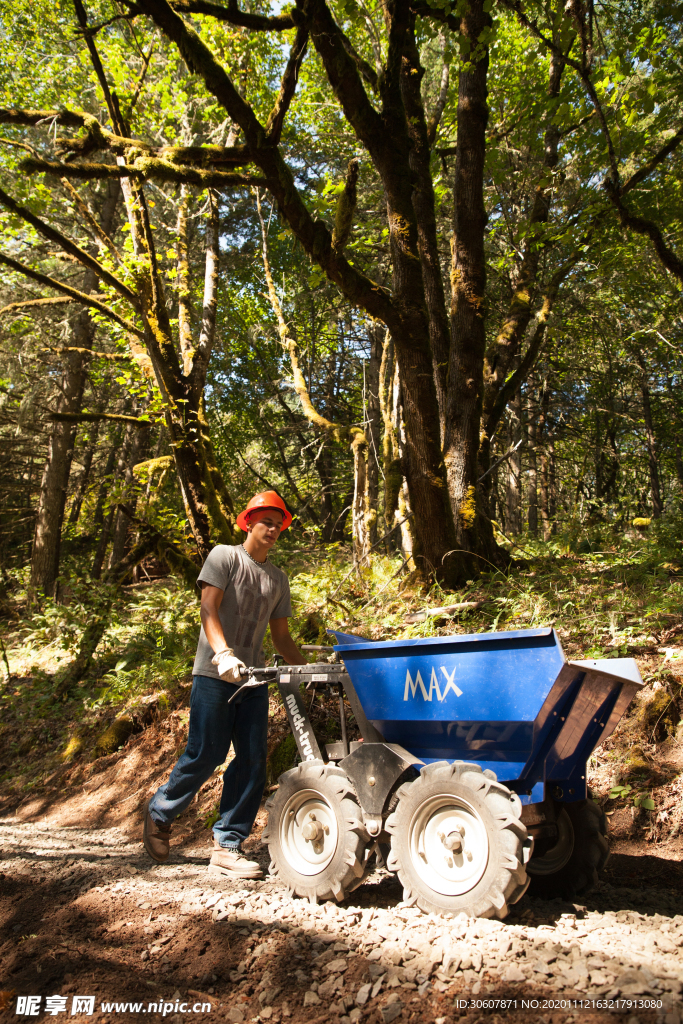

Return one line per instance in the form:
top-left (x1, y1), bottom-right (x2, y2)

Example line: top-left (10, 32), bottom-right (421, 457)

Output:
top-left (527, 799), bottom-right (609, 898)
top-left (263, 760), bottom-right (368, 904)
top-left (385, 761), bottom-right (531, 919)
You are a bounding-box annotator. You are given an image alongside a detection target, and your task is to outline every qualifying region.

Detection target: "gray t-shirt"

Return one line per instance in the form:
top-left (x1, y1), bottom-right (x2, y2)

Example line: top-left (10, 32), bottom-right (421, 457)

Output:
top-left (192, 545), bottom-right (292, 679)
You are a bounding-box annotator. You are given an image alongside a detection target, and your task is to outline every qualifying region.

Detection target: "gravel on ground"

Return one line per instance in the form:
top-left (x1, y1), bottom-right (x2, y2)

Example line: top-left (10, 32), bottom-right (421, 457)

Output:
top-left (1, 819), bottom-right (681, 1024)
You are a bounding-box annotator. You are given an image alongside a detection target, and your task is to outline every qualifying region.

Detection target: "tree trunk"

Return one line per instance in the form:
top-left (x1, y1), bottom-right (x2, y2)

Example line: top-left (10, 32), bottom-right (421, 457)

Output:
top-left (30, 180), bottom-right (120, 598)
top-left (506, 388), bottom-right (522, 535)
top-left (365, 324), bottom-right (382, 546)
top-left (526, 390), bottom-right (538, 537)
top-left (351, 433), bottom-right (370, 569)
top-left (108, 421), bottom-right (151, 570)
top-left (442, 0), bottom-right (499, 574)
top-left (379, 332), bottom-right (401, 540)
top-left (391, 359), bottom-right (417, 566)
top-left (549, 438), bottom-right (557, 528)
top-left (637, 352), bottom-right (663, 518)
top-left (92, 429), bottom-right (121, 532)
top-left (538, 379), bottom-right (551, 540)
top-left (93, 421), bottom-right (135, 579)
top-left (68, 419), bottom-right (101, 526)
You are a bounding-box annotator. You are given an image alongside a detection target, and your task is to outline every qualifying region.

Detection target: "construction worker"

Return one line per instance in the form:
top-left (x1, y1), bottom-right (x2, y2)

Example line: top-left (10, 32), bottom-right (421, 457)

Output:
top-left (143, 492), bottom-right (307, 878)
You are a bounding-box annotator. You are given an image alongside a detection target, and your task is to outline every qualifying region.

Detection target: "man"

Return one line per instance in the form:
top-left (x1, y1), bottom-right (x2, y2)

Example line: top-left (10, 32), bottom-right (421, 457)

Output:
top-left (143, 491), bottom-right (307, 878)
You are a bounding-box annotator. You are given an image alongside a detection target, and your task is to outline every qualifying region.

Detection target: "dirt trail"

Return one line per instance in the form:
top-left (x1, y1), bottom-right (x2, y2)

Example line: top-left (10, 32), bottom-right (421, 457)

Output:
top-left (1, 815), bottom-right (681, 1024)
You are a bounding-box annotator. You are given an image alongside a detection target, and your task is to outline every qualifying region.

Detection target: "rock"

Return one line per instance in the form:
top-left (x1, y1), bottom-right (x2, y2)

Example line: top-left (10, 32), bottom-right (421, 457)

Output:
top-left (615, 969), bottom-right (652, 993)
top-left (380, 997), bottom-right (403, 1023)
top-left (622, 984), bottom-right (653, 997)
top-left (656, 936), bottom-right (678, 953)
top-left (371, 975), bottom-right (384, 998)
top-left (304, 991), bottom-right (321, 1006)
top-left (324, 959), bottom-right (349, 974)
top-left (318, 976), bottom-right (342, 999)
top-left (356, 984), bottom-right (372, 1007)
top-left (226, 1010), bottom-right (244, 1023)
top-left (259, 988), bottom-right (280, 1005)
top-left (502, 965), bottom-right (526, 983)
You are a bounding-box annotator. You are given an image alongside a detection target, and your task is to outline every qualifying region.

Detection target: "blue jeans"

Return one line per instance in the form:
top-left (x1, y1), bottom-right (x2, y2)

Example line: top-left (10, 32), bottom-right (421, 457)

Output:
top-left (149, 674), bottom-right (269, 849)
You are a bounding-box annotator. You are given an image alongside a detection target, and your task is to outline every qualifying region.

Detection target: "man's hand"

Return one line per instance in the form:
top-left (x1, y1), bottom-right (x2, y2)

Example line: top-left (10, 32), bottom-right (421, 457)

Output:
top-left (269, 617), bottom-right (308, 665)
top-left (212, 648), bottom-right (246, 683)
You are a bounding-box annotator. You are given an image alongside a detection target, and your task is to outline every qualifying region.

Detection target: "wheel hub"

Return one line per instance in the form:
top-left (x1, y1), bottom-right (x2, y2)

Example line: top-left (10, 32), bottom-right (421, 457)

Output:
top-left (280, 790), bottom-right (338, 875)
top-left (409, 794), bottom-right (489, 896)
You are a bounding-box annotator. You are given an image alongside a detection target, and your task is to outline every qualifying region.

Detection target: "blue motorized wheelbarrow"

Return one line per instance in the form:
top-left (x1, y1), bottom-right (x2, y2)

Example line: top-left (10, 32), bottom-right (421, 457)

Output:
top-left (255, 627), bottom-right (642, 919)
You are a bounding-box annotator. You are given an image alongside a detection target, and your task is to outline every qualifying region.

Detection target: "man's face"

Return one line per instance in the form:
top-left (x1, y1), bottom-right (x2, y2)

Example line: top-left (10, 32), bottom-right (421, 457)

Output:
top-left (247, 509), bottom-right (284, 547)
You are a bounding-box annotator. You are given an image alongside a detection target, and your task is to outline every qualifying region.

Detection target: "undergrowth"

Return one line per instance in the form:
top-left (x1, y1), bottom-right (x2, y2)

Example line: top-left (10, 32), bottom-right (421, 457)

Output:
top-left (0, 520), bottom-right (682, 832)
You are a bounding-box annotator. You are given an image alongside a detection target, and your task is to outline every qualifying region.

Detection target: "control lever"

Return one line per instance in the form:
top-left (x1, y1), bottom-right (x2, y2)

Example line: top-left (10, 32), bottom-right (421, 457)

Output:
top-left (227, 666), bottom-right (276, 704)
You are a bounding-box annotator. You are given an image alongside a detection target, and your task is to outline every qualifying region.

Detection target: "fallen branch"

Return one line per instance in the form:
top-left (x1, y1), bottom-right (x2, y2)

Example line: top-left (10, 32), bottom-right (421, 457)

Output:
top-left (404, 601), bottom-right (484, 624)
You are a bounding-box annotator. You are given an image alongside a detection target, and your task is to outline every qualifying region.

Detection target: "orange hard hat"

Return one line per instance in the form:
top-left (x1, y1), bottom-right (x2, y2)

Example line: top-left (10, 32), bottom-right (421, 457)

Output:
top-left (236, 491), bottom-right (293, 532)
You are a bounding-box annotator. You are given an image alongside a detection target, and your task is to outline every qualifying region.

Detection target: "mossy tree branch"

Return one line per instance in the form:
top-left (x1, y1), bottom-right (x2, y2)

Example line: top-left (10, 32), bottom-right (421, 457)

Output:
top-left (0, 251), bottom-right (144, 338)
top-left (266, 25), bottom-right (309, 144)
top-left (22, 155), bottom-right (267, 189)
top-left (169, 0), bottom-right (299, 30)
top-left (0, 296), bottom-right (74, 316)
top-left (0, 185), bottom-right (138, 306)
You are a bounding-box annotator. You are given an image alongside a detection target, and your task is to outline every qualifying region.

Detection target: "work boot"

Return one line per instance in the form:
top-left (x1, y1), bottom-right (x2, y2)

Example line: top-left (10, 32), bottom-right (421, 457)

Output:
top-left (208, 839), bottom-right (263, 879)
top-left (143, 802), bottom-right (172, 863)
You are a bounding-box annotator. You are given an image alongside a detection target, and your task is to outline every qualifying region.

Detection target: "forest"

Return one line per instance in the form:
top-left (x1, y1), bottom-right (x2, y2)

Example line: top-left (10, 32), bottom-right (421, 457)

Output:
top-left (0, 0), bottom-right (682, 803)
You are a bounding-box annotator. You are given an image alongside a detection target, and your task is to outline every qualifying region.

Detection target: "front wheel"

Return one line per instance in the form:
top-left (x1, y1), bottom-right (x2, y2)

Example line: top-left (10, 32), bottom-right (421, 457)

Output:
top-left (385, 761), bottom-right (531, 919)
top-left (263, 760), bottom-right (368, 904)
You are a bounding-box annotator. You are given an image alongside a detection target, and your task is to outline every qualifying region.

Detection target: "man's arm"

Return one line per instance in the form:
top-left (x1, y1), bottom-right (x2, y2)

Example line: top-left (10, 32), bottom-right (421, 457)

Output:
top-left (269, 617), bottom-right (308, 665)
top-left (200, 583), bottom-right (228, 654)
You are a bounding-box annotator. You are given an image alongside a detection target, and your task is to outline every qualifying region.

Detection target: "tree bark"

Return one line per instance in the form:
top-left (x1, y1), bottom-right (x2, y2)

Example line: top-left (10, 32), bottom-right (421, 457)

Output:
top-left (526, 390), bottom-right (538, 536)
top-left (351, 433), bottom-right (370, 569)
top-left (637, 352), bottom-right (663, 518)
top-left (442, 0), bottom-right (499, 574)
top-left (365, 324), bottom-right (382, 546)
top-left (92, 429), bottom-right (121, 533)
top-left (93, 421), bottom-right (136, 579)
top-left (68, 419), bottom-right (101, 526)
top-left (108, 420), bottom-right (151, 569)
top-left (538, 378), bottom-right (552, 540)
top-left (506, 388), bottom-right (522, 535)
top-left (379, 331), bottom-right (401, 539)
top-left (30, 179), bottom-right (120, 596)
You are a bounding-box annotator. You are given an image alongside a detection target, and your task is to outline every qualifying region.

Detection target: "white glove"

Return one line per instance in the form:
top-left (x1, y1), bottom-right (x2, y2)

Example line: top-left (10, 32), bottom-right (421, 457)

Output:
top-left (212, 647), bottom-right (246, 683)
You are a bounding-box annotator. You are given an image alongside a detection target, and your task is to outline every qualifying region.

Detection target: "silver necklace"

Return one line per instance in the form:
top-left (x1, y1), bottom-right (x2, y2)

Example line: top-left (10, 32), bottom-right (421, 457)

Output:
top-left (242, 544), bottom-right (267, 566)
